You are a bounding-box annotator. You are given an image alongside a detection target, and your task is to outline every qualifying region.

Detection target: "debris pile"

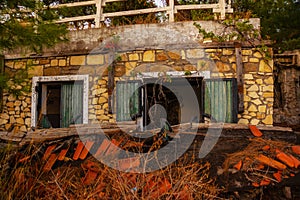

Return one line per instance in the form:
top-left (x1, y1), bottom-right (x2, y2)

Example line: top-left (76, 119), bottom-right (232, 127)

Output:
top-left (223, 125), bottom-right (300, 189)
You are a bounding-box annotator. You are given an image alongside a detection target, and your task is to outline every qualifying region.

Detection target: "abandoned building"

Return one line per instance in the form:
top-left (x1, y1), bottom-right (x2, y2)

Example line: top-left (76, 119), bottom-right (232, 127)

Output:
top-left (0, 20), bottom-right (276, 132)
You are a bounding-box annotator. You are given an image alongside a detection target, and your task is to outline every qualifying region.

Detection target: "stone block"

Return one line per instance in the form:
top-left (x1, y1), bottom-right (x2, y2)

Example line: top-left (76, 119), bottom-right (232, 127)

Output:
top-left (39, 59), bottom-right (50, 65)
top-left (14, 101), bottom-right (22, 107)
top-left (156, 52), bottom-right (168, 61)
top-left (0, 113), bottom-right (9, 120)
top-left (183, 65), bottom-right (197, 71)
top-left (98, 79), bottom-right (107, 85)
top-left (249, 58), bottom-right (259, 63)
top-left (14, 61), bottom-right (26, 69)
top-left (205, 49), bottom-right (217, 53)
top-left (259, 60), bottom-right (272, 73)
top-left (5, 61), bottom-right (14, 69)
top-left (95, 109), bottom-right (105, 115)
top-left (258, 105), bottom-right (267, 113)
top-left (228, 56), bottom-right (236, 63)
top-left (263, 92), bottom-right (274, 98)
top-left (25, 118), bottom-right (31, 126)
top-left (78, 66), bottom-right (95, 75)
top-left (50, 59), bottom-right (58, 66)
top-left (120, 54), bottom-right (128, 62)
top-left (256, 79), bottom-right (263, 84)
top-left (97, 115), bottom-right (110, 121)
top-left (98, 97), bottom-right (107, 104)
top-left (244, 63), bottom-right (257, 72)
top-left (222, 49), bottom-right (234, 56)
top-left (19, 126), bottom-right (27, 132)
top-left (244, 74), bottom-right (254, 79)
top-left (59, 59), bottom-right (67, 67)
top-left (262, 115), bottom-right (273, 125)
top-left (181, 50), bottom-right (186, 60)
top-left (264, 76), bottom-right (273, 84)
top-left (242, 50), bottom-right (252, 55)
top-left (187, 49), bottom-right (204, 58)
top-left (28, 65), bottom-right (43, 76)
top-left (143, 51), bottom-right (155, 62)
top-left (242, 56), bottom-right (249, 63)
top-left (6, 102), bottom-right (14, 108)
top-left (248, 85), bottom-right (259, 92)
top-left (87, 55), bottom-right (104, 65)
top-left (250, 118), bottom-right (260, 125)
top-left (216, 62), bottom-right (231, 72)
top-left (257, 112), bottom-right (266, 120)
top-left (125, 62), bottom-right (137, 71)
top-left (167, 51), bottom-right (181, 60)
top-left (92, 88), bottom-right (107, 96)
top-left (248, 104), bottom-right (258, 112)
top-left (92, 98), bottom-right (98, 105)
top-left (238, 118), bottom-right (249, 124)
top-left (70, 56), bottom-right (86, 65)
top-left (16, 118), bottom-right (24, 124)
top-left (262, 85), bottom-right (273, 92)
top-left (253, 51), bottom-right (262, 58)
top-left (0, 119), bottom-right (8, 125)
top-left (252, 99), bottom-right (262, 105)
top-left (115, 65), bottom-right (126, 77)
top-left (44, 67), bottom-right (61, 76)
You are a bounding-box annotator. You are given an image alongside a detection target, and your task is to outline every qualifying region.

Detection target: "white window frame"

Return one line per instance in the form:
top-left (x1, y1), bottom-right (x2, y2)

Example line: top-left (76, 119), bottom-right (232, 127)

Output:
top-left (31, 75), bottom-right (89, 128)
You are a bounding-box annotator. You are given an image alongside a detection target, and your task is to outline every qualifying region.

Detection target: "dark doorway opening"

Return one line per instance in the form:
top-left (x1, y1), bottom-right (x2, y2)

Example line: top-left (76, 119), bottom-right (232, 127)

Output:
top-left (143, 77), bottom-right (203, 129)
top-left (36, 81), bottom-right (83, 128)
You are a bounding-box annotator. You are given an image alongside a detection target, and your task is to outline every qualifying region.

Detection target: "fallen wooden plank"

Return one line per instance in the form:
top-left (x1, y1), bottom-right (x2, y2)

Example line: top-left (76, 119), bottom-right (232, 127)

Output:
top-left (43, 154), bottom-right (58, 172)
top-left (249, 125), bottom-right (263, 137)
top-left (73, 141), bottom-right (85, 160)
top-left (94, 139), bottom-right (111, 158)
top-left (42, 144), bottom-right (57, 160)
top-left (255, 154), bottom-right (286, 170)
top-left (79, 140), bottom-right (95, 160)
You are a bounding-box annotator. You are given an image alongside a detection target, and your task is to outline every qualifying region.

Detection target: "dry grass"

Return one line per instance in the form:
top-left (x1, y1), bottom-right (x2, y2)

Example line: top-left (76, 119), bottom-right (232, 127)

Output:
top-left (0, 142), bottom-right (221, 200)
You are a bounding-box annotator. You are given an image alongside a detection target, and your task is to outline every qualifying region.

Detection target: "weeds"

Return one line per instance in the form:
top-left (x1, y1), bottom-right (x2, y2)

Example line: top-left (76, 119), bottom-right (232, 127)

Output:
top-left (0, 140), bottom-right (220, 199)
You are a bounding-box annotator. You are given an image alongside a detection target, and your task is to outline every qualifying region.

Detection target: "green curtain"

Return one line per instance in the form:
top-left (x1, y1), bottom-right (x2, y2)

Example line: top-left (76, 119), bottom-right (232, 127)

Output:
top-left (116, 81), bottom-right (141, 121)
top-left (61, 82), bottom-right (83, 127)
top-left (204, 79), bottom-right (237, 123)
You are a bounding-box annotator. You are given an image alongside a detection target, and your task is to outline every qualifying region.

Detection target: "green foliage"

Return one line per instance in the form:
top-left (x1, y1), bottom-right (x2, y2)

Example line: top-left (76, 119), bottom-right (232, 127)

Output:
top-left (175, 0), bottom-right (214, 21)
top-left (0, 0), bottom-right (68, 97)
top-left (194, 18), bottom-right (260, 43)
top-left (0, 69), bottom-right (30, 97)
top-left (0, 0), bottom-right (68, 54)
top-left (232, 0), bottom-right (300, 51)
top-left (103, 0), bottom-right (158, 25)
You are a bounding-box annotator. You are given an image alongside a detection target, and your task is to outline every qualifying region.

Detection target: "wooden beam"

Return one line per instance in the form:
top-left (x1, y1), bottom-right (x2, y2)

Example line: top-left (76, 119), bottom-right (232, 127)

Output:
top-left (168, 0), bottom-right (175, 22)
top-left (95, 0), bottom-right (103, 27)
top-left (235, 42), bottom-right (244, 113)
top-left (0, 55), bottom-right (4, 112)
top-left (50, 1), bottom-right (96, 8)
top-left (103, 7), bottom-right (167, 18)
top-left (55, 15), bottom-right (96, 23)
top-left (175, 4), bottom-right (219, 11)
top-left (219, 0), bottom-right (226, 19)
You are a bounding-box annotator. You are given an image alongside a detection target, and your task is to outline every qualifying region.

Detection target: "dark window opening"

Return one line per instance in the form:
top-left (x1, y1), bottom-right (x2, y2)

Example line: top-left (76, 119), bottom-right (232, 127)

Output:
top-left (37, 81), bottom-right (83, 128)
top-left (116, 77), bottom-right (238, 129)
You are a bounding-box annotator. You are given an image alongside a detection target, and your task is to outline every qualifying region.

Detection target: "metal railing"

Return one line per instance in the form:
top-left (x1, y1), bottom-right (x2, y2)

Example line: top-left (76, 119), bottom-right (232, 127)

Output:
top-left (52, 0), bottom-right (233, 28)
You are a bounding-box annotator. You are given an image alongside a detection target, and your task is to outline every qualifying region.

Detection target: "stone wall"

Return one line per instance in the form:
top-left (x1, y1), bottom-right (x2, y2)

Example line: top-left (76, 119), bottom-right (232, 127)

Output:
top-left (0, 45), bottom-right (274, 132)
top-left (273, 67), bottom-right (300, 126)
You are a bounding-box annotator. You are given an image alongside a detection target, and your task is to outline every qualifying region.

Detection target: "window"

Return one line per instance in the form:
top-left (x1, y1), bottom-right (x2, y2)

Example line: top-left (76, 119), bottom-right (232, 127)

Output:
top-left (31, 75), bottom-right (89, 129)
top-left (116, 77), bottom-right (238, 127)
top-left (203, 78), bottom-right (238, 123)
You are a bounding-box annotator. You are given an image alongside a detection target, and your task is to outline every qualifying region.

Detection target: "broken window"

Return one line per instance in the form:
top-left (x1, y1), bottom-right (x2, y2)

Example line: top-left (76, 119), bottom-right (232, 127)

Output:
top-left (36, 81), bottom-right (83, 128)
top-left (31, 75), bottom-right (89, 129)
top-left (116, 77), bottom-right (238, 127)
